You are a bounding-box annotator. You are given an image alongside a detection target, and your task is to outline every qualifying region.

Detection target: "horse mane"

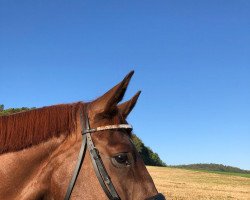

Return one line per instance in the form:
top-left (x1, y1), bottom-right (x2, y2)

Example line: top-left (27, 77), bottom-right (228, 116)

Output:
top-left (0, 102), bottom-right (83, 154)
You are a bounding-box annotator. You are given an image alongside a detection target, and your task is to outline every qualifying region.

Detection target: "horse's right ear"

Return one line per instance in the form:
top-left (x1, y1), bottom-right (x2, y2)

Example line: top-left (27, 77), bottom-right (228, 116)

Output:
top-left (90, 71), bottom-right (134, 116)
top-left (118, 91), bottom-right (141, 119)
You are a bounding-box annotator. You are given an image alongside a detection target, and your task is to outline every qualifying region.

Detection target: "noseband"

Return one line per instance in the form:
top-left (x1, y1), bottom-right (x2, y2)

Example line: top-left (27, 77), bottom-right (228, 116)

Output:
top-left (64, 108), bottom-right (165, 200)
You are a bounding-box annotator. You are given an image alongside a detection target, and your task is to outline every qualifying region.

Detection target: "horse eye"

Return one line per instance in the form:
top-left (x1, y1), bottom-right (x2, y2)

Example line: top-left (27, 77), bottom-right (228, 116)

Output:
top-left (111, 153), bottom-right (132, 168)
top-left (115, 154), bottom-right (128, 164)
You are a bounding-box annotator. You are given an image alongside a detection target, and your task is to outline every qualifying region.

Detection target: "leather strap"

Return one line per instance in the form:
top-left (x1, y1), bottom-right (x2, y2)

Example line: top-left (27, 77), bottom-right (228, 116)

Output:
top-left (85, 111), bottom-right (120, 200)
top-left (64, 112), bottom-right (87, 200)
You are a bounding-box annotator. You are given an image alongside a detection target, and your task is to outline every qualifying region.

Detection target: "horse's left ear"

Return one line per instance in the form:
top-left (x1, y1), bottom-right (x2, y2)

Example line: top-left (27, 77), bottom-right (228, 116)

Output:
top-left (118, 91), bottom-right (141, 119)
top-left (90, 71), bottom-right (134, 116)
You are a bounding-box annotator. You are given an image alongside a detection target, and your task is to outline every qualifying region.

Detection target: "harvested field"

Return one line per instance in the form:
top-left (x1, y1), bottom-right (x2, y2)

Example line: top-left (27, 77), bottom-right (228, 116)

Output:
top-left (147, 166), bottom-right (250, 200)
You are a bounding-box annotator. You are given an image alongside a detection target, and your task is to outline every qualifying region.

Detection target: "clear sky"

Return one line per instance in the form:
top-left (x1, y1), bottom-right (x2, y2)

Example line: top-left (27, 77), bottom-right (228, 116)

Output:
top-left (1, 1), bottom-right (249, 170)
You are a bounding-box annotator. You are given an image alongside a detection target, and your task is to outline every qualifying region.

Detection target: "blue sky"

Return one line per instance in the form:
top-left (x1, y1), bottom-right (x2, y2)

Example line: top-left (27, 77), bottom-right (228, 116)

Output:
top-left (1, 1), bottom-right (249, 169)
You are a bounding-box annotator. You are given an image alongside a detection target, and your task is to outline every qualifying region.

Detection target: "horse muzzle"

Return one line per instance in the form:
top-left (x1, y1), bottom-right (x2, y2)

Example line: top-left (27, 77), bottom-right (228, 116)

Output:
top-left (146, 193), bottom-right (166, 200)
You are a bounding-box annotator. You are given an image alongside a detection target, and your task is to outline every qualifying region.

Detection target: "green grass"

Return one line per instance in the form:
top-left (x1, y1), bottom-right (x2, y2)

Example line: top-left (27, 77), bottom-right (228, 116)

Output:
top-left (180, 168), bottom-right (250, 178)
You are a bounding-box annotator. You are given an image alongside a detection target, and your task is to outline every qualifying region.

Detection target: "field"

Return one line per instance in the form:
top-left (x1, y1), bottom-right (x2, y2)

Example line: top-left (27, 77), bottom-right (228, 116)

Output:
top-left (147, 166), bottom-right (250, 200)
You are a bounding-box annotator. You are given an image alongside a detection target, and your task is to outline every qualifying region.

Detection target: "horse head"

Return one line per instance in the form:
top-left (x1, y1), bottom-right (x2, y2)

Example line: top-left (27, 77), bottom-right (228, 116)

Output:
top-left (0, 71), bottom-right (165, 200)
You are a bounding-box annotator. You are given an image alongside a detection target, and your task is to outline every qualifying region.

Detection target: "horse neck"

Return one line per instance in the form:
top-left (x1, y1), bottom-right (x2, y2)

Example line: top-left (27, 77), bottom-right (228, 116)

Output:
top-left (0, 134), bottom-right (69, 200)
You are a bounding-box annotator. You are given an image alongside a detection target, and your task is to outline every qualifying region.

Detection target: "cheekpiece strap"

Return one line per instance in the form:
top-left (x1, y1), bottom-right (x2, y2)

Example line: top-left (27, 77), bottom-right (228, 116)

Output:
top-left (83, 124), bottom-right (133, 134)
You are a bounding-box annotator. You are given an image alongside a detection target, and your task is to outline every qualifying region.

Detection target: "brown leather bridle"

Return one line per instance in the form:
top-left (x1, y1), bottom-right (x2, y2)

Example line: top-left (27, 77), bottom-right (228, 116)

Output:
top-left (64, 106), bottom-right (166, 200)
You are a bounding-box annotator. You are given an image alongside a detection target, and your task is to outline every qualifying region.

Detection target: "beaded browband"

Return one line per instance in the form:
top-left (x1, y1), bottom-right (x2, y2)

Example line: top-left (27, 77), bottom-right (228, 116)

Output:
top-left (82, 124), bottom-right (133, 134)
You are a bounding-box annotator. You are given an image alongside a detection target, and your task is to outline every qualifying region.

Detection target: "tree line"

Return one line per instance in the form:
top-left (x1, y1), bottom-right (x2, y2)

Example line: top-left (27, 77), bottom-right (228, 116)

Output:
top-left (172, 163), bottom-right (250, 174)
top-left (0, 104), bottom-right (166, 166)
top-left (0, 105), bottom-right (35, 116)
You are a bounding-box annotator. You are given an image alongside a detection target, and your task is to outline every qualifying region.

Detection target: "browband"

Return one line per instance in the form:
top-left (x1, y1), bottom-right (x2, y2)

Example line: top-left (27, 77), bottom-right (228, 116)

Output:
top-left (82, 124), bottom-right (133, 134)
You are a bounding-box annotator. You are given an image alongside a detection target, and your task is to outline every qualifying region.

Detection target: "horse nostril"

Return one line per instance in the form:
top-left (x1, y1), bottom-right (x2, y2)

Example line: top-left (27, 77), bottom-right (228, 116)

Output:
top-left (146, 193), bottom-right (166, 200)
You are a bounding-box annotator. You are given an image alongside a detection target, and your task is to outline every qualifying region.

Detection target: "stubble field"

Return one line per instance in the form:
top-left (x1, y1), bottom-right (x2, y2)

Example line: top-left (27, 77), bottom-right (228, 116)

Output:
top-left (147, 166), bottom-right (250, 200)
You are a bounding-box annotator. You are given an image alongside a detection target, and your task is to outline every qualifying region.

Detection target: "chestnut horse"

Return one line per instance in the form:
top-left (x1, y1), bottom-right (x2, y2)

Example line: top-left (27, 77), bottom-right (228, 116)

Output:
top-left (0, 71), bottom-right (166, 200)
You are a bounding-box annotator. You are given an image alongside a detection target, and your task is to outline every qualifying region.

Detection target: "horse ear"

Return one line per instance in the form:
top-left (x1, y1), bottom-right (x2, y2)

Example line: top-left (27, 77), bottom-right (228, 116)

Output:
top-left (118, 91), bottom-right (141, 119)
top-left (91, 71), bottom-right (134, 115)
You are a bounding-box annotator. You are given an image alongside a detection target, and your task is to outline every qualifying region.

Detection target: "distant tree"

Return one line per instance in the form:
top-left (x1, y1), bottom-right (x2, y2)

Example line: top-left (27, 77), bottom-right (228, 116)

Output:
top-left (132, 134), bottom-right (166, 166)
top-left (172, 163), bottom-right (250, 174)
top-left (0, 106), bottom-right (35, 116)
top-left (0, 104), bottom-right (4, 112)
